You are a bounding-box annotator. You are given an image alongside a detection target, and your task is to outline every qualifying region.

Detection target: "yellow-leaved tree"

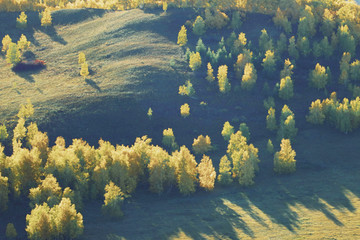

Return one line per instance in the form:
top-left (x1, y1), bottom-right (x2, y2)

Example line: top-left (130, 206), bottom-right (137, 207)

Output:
top-left (177, 25), bottom-right (187, 47)
top-left (274, 139), bottom-right (296, 174)
top-left (218, 65), bottom-right (230, 93)
top-left (197, 155), bottom-right (216, 191)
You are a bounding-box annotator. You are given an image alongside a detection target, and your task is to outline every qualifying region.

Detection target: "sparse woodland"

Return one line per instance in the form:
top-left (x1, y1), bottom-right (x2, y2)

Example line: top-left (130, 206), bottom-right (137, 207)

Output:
top-left (1, 0), bottom-right (360, 239)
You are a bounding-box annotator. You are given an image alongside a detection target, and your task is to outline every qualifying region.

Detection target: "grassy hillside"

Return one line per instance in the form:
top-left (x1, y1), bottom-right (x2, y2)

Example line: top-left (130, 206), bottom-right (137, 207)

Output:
top-left (0, 7), bottom-right (360, 240)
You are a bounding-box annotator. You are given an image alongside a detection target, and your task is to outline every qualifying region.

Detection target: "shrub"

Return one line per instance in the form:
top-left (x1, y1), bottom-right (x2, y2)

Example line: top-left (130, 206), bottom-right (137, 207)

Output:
top-left (218, 65), bottom-right (230, 93)
top-left (221, 121), bottom-right (234, 141)
top-left (279, 76), bottom-right (294, 100)
top-left (241, 63), bottom-right (257, 91)
top-left (192, 135), bottom-right (212, 155)
top-left (217, 155), bottom-right (232, 185)
top-left (310, 63), bottom-right (328, 89)
top-left (102, 181), bottom-right (124, 218)
top-left (6, 223), bottom-right (17, 239)
top-left (180, 103), bottom-right (190, 118)
top-left (189, 52), bottom-right (201, 71)
top-left (177, 25), bottom-right (187, 47)
top-left (274, 139), bottom-right (296, 174)
top-left (197, 155), bottom-right (216, 191)
top-left (16, 12), bottom-right (27, 29)
top-left (193, 16), bottom-right (206, 36)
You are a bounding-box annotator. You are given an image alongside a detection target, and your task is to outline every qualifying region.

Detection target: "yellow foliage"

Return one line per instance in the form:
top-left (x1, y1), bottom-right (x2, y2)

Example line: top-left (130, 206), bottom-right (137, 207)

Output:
top-left (217, 155), bottom-right (232, 185)
top-left (0, 172), bottom-right (9, 212)
top-left (241, 63), bottom-right (257, 90)
top-left (102, 181), bottom-right (124, 218)
top-left (2, 35), bottom-right (12, 53)
top-left (279, 76), bottom-right (294, 100)
top-left (189, 52), bottom-right (201, 71)
top-left (197, 155), bottom-right (216, 191)
top-left (204, 8), bottom-right (229, 30)
top-left (221, 121), bottom-right (234, 141)
top-left (192, 135), bottom-right (212, 155)
top-left (180, 103), bottom-right (190, 118)
top-left (274, 139), bottom-right (296, 174)
top-left (306, 99), bottom-right (325, 125)
top-left (266, 107), bottom-right (277, 131)
top-left (218, 65), bottom-right (231, 93)
top-left (206, 62), bottom-right (215, 82)
top-left (310, 63), bottom-right (328, 89)
top-left (177, 25), bottom-right (187, 47)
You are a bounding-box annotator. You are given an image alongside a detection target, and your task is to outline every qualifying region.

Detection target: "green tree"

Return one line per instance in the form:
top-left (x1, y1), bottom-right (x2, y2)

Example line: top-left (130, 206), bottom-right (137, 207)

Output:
top-left (6, 43), bottom-right (21, 66)
top-left (197, 155), bottom-right (216, 191)
top-left (0, 124), bottom-right (8, 142)
top-left (193, 16), bottom-right (206, 36)
top-left (267, 139), bottom-right (274, 153)
top-left (339, 52), bottom-right (351, 85)
top-left (234, 49), bottom-right (252, 79)
top-left (266, 107), bottom-right (277, 131)
top-left (41, 8), bottom-right (52, 27)
top-left (218, 65), bottom-right (230, 93)
top-left (102, 181), bottom-right (124, 218)
top-left (297, 5), bottom-right (316, 38)
top-left (306, 99), bottom-right (325, 125)
top-left (277, 33), bottom-right (288, 56)
top-left (274, 139), bottom-right (296, 174)
top-left (262, 50), bottom-right (276, 76)
top-left (239, 123), bottom-right (250, 141)
top-left (259, 28), bottom-right (273, 53)
top-left (2, 35), bottom-right (12, 53)
top-left (310, 63), bottom-right (328, 89)
top-left (177, 25), bottom-right (187, 47)
top-left (288, 36), bottom-right (299, 60)
top-left (196, 38), bottom-right (206, 56)
top-left (273, 8), bottom-right (291, 34)
top-left (279, 76), bottom-right (294, 100)
top-left (241, 63), bottom-right (257, 90)
top-left (80, 61), bottom-right (89, 80)
top-left (297, 36), bottom-right (310, 57)
top-left (6, 223), bottom-right (17, 239)
top-left (278, 105), bottom-right (297, 141)
top-left (16, 11), bottom-right (27, 29)
top-left (171, 146), bottom-right (198, 195)
top-left (217, 155), bottom-right (232, 185)
top-left (338, 25), bottom-right (356, 56)
top-left (280, 59), bottom-right (294, 79)
top-left (320, 9), bottom-right (335, 37)
top-left (320, 36), bottom-right (333, 58)
top-left (189, 52), bottom-right (201, 71)
top-left (350, 60), bottom-right (360, 82)
top-left (221, 121), bottom-right (234, 141)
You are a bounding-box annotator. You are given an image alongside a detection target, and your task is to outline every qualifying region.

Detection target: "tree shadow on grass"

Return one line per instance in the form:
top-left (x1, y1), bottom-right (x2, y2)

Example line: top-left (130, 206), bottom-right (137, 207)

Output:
top-left (39, 26), bottom-right (67, 45)
top-left (85, 78), bottom-right (101, 92)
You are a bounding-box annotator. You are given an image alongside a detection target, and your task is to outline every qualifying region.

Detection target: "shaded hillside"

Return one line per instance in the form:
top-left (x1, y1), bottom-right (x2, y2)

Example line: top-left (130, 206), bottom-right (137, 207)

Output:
top-left (0, 8), bottom-right (192, 127)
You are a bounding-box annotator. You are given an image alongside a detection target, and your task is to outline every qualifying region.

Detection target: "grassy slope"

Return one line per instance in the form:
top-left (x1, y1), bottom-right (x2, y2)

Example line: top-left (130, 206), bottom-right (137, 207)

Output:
top-left (0, 8), bottom-right (359, 240)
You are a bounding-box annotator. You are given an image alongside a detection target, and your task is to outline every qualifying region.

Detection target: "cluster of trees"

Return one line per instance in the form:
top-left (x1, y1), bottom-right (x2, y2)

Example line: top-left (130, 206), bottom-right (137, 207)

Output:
top-left (2, 34), bottom-right (31, 66)
top-left (267, 105), bottom-right (298, 141)
top-left (307, 92), bottom-right (360, 133)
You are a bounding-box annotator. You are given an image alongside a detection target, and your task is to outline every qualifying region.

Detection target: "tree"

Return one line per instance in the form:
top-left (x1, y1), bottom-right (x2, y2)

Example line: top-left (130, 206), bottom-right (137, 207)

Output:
top-left (41, 8), bottom-right (52, 27)
top-left (277, 33), bottom-right (288, 56)
top-left (189, 52), bottom-right (201, 71)
top-left (310, 63), bottom-right (328, 89)
top-left (177, 25), bottom-right (187, 47)
top-left (339, 52), bottom-right (351, 85)
top-left (239, 123), bottom-right (250, 141)
top-left (338, 25), bottom-right (356, 56)
top-left (266, 107), bottom-right (277, 131)
top-left (320, 9), bottom-right (335, 37)
top-left (26, 203), bottom-right (54, 240)
top-left (306, 99), bottom-right (325, 125)
top-left (28, 174), bottom-right (62, 208)
top-left (0, 124), bottom-right (8, 142)
top-left (78, 52), bottom-right (86, 65)
top-left (218, 65), bottom-right (230, 93)
top-left (80, 61), bottom-right (89, 80)
top-left (297, 5), bottom-right (316, 38)
top-left (51, 198), bottom-right (83, 239)
top-left (319, 36), bottom-right (333, 58)
top-left (297, 36), bottom-right (310, 57)
top-left (241, 63), bottom-right (257, 91)
top-left (273, 8), bottom-right (292, 34)
top-left (180, 103), bottom-right (190, 117)
top-left (102, 181), bottom-right (124, 218)
top-left (0, 172), bottom-right (8, 212)
top-left (16, 11), bottom-right (27, 29)
top-left (178, 80), bottom-right (195, 96)
top-left (162, 128), bottom-right (178, 151)
top-left (267, 139), bottom-right (274, 153)
top-left (193, 16), bottom-right (206, 36)
top-left (147, 108), bottom-right (152, 119)
top-left (2, 35), bottom-right (12, 53)
top-left (192, 135), bottom-right (212, 155)
top-left (230, 11), bottom-right (242, 30)
top-left (17, 34), bottom-right (30, 53)
top-left (279, 76), bottom-right (294, 100)
top-left (350, 60), bottom-right (360, 82)
top-left (288, 36), bottom-right (299, 60)
top-left (197, 155), bottom-right (216, 191)
top-left (274, 139), bottom-right (296, 174)
top-left (262, 50), bottom-right (276, 76)
top-left (148, 146), bottom-right (174, 194)
top-left (6, 223), bottom-right (17, 239)
top-left (217, 155), bottom-right (232, 185)
top-left (259, 28), bottom-right (273, 53)
top-left (6, 43), bottom-right (21, 66)
top-left (280, 59), bottom-right (294, 79)
top-left (196, 38), bottom-right (206, 56)
top-left (162, 1), bottom-right (168, 12)
top-left (206, 62), bottom-right (215, 82)
top-left (234, 49), bottom-right (252, 79)
top-left (221, 121), bottom-right (234, 141)
top-left (171, 146), bottom-right (198, 195)
top-left (278, 105), bottom-right (297, 141)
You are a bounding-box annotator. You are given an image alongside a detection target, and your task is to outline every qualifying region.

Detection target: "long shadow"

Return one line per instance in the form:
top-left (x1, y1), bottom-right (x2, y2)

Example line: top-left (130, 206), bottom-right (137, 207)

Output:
top-left (39, 26), bottom-right (67, 45)
top-left (85, 78), bottom-right (101, 92)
